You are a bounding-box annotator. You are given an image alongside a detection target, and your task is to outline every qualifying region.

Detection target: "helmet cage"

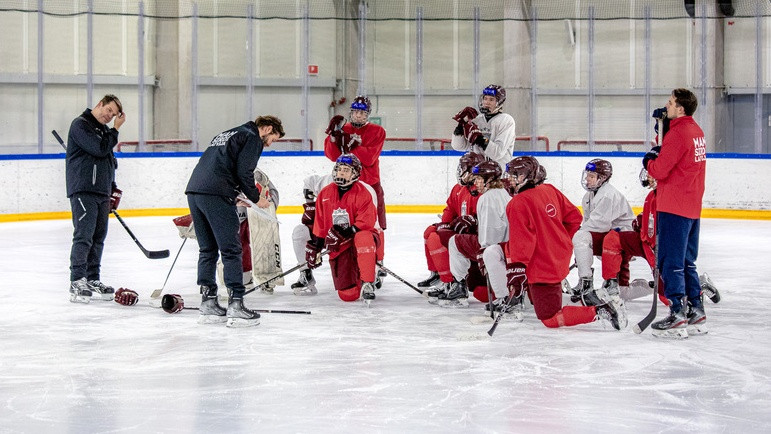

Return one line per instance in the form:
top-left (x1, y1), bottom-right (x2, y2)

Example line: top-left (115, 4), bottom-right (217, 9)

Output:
top-left (478, 85), bottom-right (506, 114)
top-left (350, 96), bottom-right (371, 127)
top-left (333, 154), bottom-right (362, 187)
top-left (581, 159), bottom-right (612, 192)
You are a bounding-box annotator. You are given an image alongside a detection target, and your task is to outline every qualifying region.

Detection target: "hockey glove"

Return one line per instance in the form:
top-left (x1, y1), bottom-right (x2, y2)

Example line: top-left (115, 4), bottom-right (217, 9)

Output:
top-left (506, 262), bottom-right (529, 298)
top-left (651, 107), bottom-right (667, 120)
top-left (642, 146), bottom-right (661, 170)
top-left (451, 215), bottom-right (477, 234)
top-left (301, 202), bottom-right (316, 227)
top-left (435, 222), bottom-right (452, 232)
top-left (475, 249), bottom-right (486, 276)
top-left (325, 224), bottom-right (357, 252)
top-left (173, 214), bottom-right (196, 239)
top-left (463, 122), bottom-right (483, 146)
top-left (305, 238), bottom-right (323, 269)
top-left (325, 115), bottom-right (346, 135)
top-left (115, 288), bottom-right (139, 306)
top-left (453, 122), bottom-right (465, 137)
top-left (110, 185), bottom-right (122, 211)
top-left (452, 106), bottom-right (479, 124)
top-left (631, 213), bottom-right (643, 233)
top-left (161, 293), bottom-right (184, 313)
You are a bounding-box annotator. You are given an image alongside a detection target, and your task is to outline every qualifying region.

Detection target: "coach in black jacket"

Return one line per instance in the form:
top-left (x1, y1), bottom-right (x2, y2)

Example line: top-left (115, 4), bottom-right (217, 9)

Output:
top-left (66, 94), bottom-right (124, 303)
top-left (185, 115), bottom-right (284, 327)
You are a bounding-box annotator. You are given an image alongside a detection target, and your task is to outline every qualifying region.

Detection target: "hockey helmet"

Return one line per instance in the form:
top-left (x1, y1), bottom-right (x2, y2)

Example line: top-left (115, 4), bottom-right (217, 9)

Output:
top-left (581, 158), bottom-right (612, 192)
top-left (457, 152), bottom-right (487, 186)
top-left (505, 156), bottom-right (544, 194)
top-left (350, 95), bottom-right (371, 127)
top-left (333, 153), bottom-right (362, 187)
top-left (478, 84), bottom-right (506, 115)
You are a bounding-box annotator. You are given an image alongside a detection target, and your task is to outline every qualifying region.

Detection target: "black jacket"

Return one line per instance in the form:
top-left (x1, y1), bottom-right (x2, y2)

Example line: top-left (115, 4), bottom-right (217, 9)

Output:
top-left (185, 121), bottom-right (264, 203)
top-left (65, 109), bottom-right (119, 197)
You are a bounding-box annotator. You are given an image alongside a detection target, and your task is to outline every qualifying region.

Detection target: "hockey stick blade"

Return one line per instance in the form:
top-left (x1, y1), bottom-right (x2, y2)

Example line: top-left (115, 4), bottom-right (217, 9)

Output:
top-left (378, 265), bottom-right (424, 295)
top-left (112, 210), bottom-right (170, 259)
top-left (151, 238), bottom-right (188, 299)
top-left (634, 242), bottom-right (660, 334)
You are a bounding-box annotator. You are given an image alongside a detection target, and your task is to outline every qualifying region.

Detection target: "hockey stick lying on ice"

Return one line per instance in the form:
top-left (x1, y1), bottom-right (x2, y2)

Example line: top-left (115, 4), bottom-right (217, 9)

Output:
top-left (150, 238), bottom-right (187, 299)
top-left (160, 294), bottom-right (311, 315)
top-left (378, 264), bottom-right (424, 295)
top-left (242, 250), bottom-right (330, 297)
top-left (52, 130), bottom-right (170, 260)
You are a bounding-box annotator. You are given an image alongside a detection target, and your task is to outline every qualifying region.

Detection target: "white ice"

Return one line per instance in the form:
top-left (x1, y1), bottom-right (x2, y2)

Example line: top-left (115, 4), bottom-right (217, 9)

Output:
top-left (1, 214), bottom-right (770, 433)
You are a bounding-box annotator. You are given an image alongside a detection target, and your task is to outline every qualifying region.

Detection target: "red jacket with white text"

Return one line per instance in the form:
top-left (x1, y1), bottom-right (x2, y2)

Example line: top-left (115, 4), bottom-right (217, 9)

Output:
top-left (646, 115), bottom-right (706, 219)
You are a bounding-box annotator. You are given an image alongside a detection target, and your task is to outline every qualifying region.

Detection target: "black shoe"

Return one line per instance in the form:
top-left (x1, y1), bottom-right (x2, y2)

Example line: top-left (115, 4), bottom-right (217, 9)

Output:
top-left (439, 279), bottom-right (468, 308)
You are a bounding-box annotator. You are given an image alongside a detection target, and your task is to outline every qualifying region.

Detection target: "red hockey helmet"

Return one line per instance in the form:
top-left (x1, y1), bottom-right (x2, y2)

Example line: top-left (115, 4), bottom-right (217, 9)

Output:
top-left (333, 153), bottom-right (362, 187)
top-left (478, 84), bottom-right (506, 114)
top-left (457, 152), bottom-right (487, 186)
top-left (581, 158), bottom-right (612, 192)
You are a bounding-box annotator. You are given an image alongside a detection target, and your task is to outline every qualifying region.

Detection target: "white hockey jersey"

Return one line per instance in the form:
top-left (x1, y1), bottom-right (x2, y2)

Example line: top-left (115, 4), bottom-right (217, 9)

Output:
top-left (580, 182), bottom-right (635, 233)
top-left (477, 187), bottom-right (511, 248)
top-left (451, 112), bottom-right (516, 170)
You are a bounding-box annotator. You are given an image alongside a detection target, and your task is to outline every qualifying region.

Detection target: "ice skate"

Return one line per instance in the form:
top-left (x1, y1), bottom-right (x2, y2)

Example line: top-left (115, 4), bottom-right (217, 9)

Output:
top-left (69, 277), bottom-right (92, 304)
top-left (417, 271), bottom-right (440, 288)
top-left (571, 278), bottom-right (603, 307)
top-left (87, 279), bottom-right (115, 301)
top-left (651, 308), bottom-right (689, 339)
top-left (599, 278), bottom-right (621, 304)
top-left (699, 273), bottom-right (721, 304)
top-left (595, 301), bottom-right (625, 331)
top-left (439, 279), bottom-right (469, 308)
top-left (198, 285), bottom-right (227, 324)
top-left (425, 282), bottom-right (448, 305)
top-left (374, 273), bottom-right (383, 290)
top-left (377, 261), bottom-right (387, 281)
top-left (261, 284), bottom-right (275, 295)
top-left (487, 295), bottom-right (524, 322)
top-left (291, 269), bottom-right (317, 296)
top-left (361, 282), bottom-right (376, 307)
top-left (226, 297), bottom-right (261, 328)
top-left (686, 304), bottom-right (707, 335)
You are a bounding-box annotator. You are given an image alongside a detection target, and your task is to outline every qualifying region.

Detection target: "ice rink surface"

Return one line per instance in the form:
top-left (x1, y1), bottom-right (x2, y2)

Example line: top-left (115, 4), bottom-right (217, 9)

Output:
top-left (1, 213), bottom-right (770, 433)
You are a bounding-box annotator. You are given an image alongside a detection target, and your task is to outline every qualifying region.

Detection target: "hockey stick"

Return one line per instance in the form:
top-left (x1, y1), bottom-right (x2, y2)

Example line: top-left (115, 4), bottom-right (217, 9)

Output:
top-left (242, 250), bottom-right (329, 297)
top-left (52, 129), bottom-right (170, 259)
top-left (174, 305), bottom-right (311, 315)
top-left (150, 238), bottom-right (187, 299)
top-left (633, 245), bottom-right (660, 334)
top-left (378, 264), bottom-right (424, 295)
top-left (485, 273), bottom-right (494, 320)
top-left (112, 210), bottom-right (171, 259)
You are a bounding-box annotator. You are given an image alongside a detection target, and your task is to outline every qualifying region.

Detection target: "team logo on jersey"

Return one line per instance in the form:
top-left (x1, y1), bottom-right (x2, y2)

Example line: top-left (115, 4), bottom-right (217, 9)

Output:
top-left (332, 207), bottom-right (351, 228)
top-left (693, 136), bottom-right (706, 162)
top-left (545, 203), bottom-right (557, 217)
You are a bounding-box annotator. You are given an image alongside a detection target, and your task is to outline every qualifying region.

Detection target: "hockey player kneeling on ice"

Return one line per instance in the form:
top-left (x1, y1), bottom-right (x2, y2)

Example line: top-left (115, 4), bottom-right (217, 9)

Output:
top-left (291, 174), bottom-right (333, 295)
top-left (305, 154), bottom-right (383, 306)
top-left (444, 160), bottom-right (508, 308)
top-left (503, 156), bottom-right (626, 330)
top-left (570, 159), bottom-right (635, 308)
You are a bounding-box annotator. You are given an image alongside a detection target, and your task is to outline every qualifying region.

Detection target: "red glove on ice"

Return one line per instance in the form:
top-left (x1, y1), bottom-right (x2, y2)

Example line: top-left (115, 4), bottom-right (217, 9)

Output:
top-left (161, 294), bottom-right (184, 313)
top-left (114, 288), bottom-right (138, 306)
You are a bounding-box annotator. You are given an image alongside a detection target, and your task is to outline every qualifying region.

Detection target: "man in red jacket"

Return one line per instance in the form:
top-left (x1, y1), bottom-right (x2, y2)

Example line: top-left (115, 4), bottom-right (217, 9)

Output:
top-left (643, 88), bottom-right (707, 339)
top-left (503, 156), bottom-right (625, 330)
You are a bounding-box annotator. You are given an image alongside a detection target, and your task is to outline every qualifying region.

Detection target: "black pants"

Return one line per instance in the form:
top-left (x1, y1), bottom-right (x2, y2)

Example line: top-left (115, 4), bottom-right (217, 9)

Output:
top-left (69, 192), bottom-right (110, 281)
top-left (187, 193), bottom-right (245, 297)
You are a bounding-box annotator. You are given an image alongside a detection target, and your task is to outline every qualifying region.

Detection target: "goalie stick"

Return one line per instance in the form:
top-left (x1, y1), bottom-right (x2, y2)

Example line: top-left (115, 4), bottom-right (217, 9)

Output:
top-left (377, 264), bottom-right (424, 295)
top-left (52, 129), bottom-right (170, 260)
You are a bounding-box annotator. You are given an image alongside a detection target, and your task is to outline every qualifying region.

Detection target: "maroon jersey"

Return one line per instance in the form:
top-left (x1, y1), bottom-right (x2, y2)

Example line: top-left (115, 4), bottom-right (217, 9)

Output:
top-left (506, 184), bottom-right (582, 283)
top-left (324, 122), bottom-right (386, 186)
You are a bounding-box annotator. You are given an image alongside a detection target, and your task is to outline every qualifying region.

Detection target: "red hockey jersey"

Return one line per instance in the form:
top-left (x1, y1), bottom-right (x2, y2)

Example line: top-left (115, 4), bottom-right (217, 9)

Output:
top-left (313, 181), bottom-right (378, 260)
top-left (324, 122), bottom-right (386, 186)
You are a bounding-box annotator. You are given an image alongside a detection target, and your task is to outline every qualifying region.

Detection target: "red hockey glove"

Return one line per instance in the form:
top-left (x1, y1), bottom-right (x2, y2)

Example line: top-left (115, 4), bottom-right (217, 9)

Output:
top-left (452, 106), bottom-right (479, 124)
top-left (632, 213), bottom-right (643, 233)
top-left (110, 186), bottom-right (122, 211)
top-left (325, 115), bottom-right (346, 135)
top-left (114, 288), bottom-right (138, 306)
top-left (463, 122), bottom-right (483, 145)
top-left (506, 262), bottom-right (529, 298)
top-left (173, 214), bottom-right (196, 239)
top-left (305, 239), bottom-right (323, 269)
top-left (301, 202), bottom-right (316, 227)
top-left (161, 293), bottom-right (184, 313)
top-left (325, 225), bottom-right (356, 252)
top-left (451, 214), bottom-right (477, 234)
top-left (476, 249), bottom-right (486, 276)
